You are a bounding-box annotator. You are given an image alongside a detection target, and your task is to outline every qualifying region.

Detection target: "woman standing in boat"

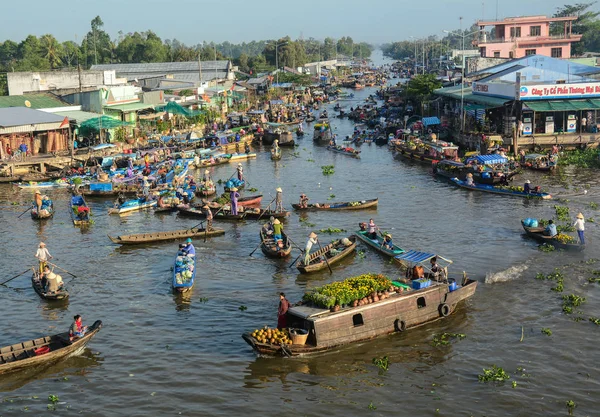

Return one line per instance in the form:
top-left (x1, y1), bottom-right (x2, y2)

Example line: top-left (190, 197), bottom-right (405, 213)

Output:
top-left (203, 204), bottom-right (213, 231)
top-left (275, 187), bottom-right (284, 212)
top-left (277, 293), bottom-right (290, 329)
top-left (304, 232), bottom-right (318, 265)
top-left (367, 219), bottom-right (378, 240)
top-left (573, 213), bottom-right (585, 245)
top-left (237, 163), bottom-right (244, 181)
top-left (230, 187), bottom-right (240, 215)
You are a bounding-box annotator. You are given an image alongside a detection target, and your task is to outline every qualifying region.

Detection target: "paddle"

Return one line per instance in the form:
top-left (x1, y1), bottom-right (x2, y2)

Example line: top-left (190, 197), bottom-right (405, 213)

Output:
top-left (17, 206), bottom-right (32, 218)
top-left (0, 269), bottom-right (31, 286)
top-left (248, 238), bottom-right (263, 257)
top-left (47, 262), bottom-right (77, 278)
top-left (288, 253), bottom-right (302, 269)
top-left (257, 198), bottom-right (276, 221)
top-left (317, 240), bottom-right (333, 274)
top-left (286, 235), bottom-right (305, 255)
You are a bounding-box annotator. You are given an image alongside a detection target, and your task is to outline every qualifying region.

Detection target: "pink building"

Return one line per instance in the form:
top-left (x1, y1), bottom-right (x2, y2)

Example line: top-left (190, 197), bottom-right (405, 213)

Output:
top-left (476, 15), bottom-right (582, 59)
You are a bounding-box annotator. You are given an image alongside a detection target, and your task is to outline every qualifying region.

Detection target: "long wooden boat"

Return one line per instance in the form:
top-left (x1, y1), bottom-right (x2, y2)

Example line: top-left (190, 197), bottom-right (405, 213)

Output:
top-left (271, 148), bottom-right (282, 160)
top-left (15, 181), bottom-right (70, 190)
top-left (31, 201), bottom-right (54, 220)
top-left (433, 160), bottom-right (519, 185)
top-left (260, 230), bottom-right (292, 258)
top-left (109, 227), bottom-right (224, 245)
top-left (242, 278), bottom-right (477, 357)
top-left (394, 141), bottom-right (459, 166)
top-left (521, 220), bottom-right (584, 251)
top-left (354, 230), bottom-right (406, 257)
top-left (31, 271), bottom-right (69, 301)
top-left (229, 152), bottom-right (257, 162)
top-left (196, 156), bottom-right (231, 168)
top-left (451, 178), bottom-right (552, 199)
top-left (326, 145), bottom-right (361, 158)
top-left (292, 198), bottom-right (378, 211)
top-left (70, 195), bottom-right (91, 226)
top-left (313, 121), bottom-right (332, 144)
top-left (244, 208), bottom-right (290, 220)
top-left (0, 320), bottom-right (102, 375)
top-left (296, 236), bottom-right (357, 273)
top-left (238, 194), bottom-right (263, 207)
top-left (172, 250), bottom-right (196, 293)
top-left (154, 205), bottom-right (178, 214)
top-left (178, 207), bottom-right (247, 221)
top-left (195, 183), bottom-right (217, 197)
top-left (523, 154), bottom-right (557, 172)
top-left (108, 198), bottom-right (157, 214)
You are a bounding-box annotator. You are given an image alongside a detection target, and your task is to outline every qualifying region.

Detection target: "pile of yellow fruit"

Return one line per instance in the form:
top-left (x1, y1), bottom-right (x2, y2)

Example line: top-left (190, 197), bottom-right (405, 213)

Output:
top-left (251, 327), bottom-right (292, 345)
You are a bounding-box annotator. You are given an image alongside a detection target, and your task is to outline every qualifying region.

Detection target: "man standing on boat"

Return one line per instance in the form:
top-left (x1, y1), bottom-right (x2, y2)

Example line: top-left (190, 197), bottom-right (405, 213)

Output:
top-left (35, 242), bottom-right (52, 273)
top-left (275, 187), bottom-right (284, 212)
top-left (237, 163), bottom-right (244, 181)
top-left (573, 213), bottom-right (586, 245)
top-left (203, 204), bottom-right (213, 231)
top-left (277, 293), bottom-right (290, 329)
top-left (304, 232), bottom-right (318, 265)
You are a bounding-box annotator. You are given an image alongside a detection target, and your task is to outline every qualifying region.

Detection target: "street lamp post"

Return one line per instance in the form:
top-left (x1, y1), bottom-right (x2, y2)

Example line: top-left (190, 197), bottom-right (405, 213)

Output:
top-left (273, 41), bottom-right (288, 85)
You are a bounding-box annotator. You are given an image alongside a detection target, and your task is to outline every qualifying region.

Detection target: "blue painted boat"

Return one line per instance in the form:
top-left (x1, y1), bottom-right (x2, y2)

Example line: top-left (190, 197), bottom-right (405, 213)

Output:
top-left (70, 194), bottom-right (91, 225)
top-left (354, 230), bottom-right (406, 257)
top-left (172, 249), bottom-right (196, 293)
top-left (31, 199), bottom-right (54, 219)
top-left (108, 198), bottom-right (157, 215)
top-left (451, 178), bottom-right (552, 199)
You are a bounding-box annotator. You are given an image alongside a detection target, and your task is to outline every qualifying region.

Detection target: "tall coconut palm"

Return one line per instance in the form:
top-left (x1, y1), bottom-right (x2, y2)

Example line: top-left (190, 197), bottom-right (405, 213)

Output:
top-left (40, 34), bottom-right (63, 69)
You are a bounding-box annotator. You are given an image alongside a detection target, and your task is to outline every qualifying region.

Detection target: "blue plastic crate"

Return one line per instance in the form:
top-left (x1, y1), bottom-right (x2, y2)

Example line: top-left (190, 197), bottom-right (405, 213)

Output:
top-left (90, 182), bottom-right (113, 192)
top-left (412, 279), bottom-right (431, 290)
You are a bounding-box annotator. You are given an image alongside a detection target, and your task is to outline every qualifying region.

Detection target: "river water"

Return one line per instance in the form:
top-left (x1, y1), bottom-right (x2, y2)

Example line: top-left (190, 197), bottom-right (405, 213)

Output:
top-left (1, 51), bottom-right (600, 416)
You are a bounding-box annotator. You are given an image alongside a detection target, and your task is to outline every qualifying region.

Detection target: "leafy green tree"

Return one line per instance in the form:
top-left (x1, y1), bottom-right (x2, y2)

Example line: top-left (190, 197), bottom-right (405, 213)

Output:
top-left (84, 16), bottom-right (113, 66)
top-left (552, 3), bottom-right (600, 54)
top-left (15, 35), bottom-right (50, 71)
top-left (405, 73), bottom-right (442, 113)
top-left (40, 34), bottom-right (63, 69)
top-left (62, 40), bottom-right (82, 68)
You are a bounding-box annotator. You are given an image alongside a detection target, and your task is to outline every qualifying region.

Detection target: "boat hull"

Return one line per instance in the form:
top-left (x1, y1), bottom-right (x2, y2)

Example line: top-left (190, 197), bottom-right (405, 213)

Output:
top-left (521, 221), bottom-right (584, 251)
top-left (108, 227), bottom-right (225, 245)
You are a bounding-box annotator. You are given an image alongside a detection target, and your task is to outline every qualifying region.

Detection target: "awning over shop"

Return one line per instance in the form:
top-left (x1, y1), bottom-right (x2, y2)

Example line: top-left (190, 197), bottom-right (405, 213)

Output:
top-left (434, 85), bottom-right (509, 108)
top-left (422, 116), bottom-right (440, 126)
top-left (466, 154), bottom-right (508, 165)
top-left (523, 99), bottom-right (600, 112)
top-left (80, 116), bottom-right (134, 130)
top-left (54, 110), bottom-right (103, 126)
top-left (104, 102), bottom-right (154, 113)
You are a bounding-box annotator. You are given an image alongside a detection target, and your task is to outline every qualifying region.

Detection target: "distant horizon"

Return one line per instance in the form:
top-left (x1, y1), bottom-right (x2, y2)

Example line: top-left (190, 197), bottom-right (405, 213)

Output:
top-left (2, 0), bottom-right (594, 46)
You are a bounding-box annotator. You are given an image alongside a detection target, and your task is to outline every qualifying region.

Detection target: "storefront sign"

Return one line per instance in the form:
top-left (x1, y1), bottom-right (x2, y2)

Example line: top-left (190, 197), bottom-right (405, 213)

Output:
top-left (519, 83), bottom-right (600, 100)
top-left (471, 82), bottom-right (514, 99)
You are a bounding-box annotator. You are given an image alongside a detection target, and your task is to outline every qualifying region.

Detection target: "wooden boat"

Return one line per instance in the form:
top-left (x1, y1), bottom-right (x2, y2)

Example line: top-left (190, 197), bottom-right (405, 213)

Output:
top-left (451, 178), bottom-right (552, 199)
top-left (326, 145), bottom-right (360, 158)
top-left (15, 181), bottom-right (70, 190)
top-left (296, 236), bottom-right (357, 273)
top-left (108, 227), bottom-right (225, 245)
top-left (172, 250), bottom-right (196, 293)
top-left (271, 148), bottom-right (282, 160)
top-left (70, 195), bottom-right (91, 226)
top-left (228, 152), bottom-right (257, 162)
top-left (108, 198), bottom-right (157, 214)
top-left (313, 121), bottom-right (332, 144)
top-left (522, 153), bottom-right (557, 172)
top-left (433, 160), bottom-right (519, 185)
top-left (197, 156), bottom-right (231, 168)
top-left (354, 230), bottom-right (406, 257)
top-left (154, 205), bottom-right (178, 214)
top-left (292, 198), bottom-right (378, 211)
top-left (260, 230), bottom-right (292, 258)
top-left (31, 271), bottom-right (69, 301)
top-left (31, 201), bottom-right (54, 220)
top-left (394, 140), bottom-right (459, 166)
top-left (178, 207), bottom-right (247, 221)
top-left (243, 208), bottom-right (290, 220)
top-left (0, 320), bottom-right (102, 375)
top-left (242, 278), bottom-right (477, 357)
top-left (521, 220), bottom-right (584, 251)
top-left (238, 194), bottom-right (263, 207)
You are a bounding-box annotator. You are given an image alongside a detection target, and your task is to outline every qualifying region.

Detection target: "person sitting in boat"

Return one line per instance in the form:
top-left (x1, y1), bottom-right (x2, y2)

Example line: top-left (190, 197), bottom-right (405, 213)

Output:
top-left (77, 205), bottom-right (90, 220)
top-left (299, 194), bottom-right (309, 208)
top-left (381, 233), bottom-right (394, 250)
top-left (430, 257), bottom-right (442, 281)
top-left (545, 220), bottom-right (558, 237)
top-left (45, 269), bottom-right (63, 293)
top-left (367, 219), bottom-right (378, 240)
top-left (35, 241), bottom-right (52, 273)
top-left (69, 315), bottom-right (88, 341)
top-left (524, 180), bottom-right (532, 193)
top-left (183, 238), bottom-right (196, 257)
top-left (276, 239), bottom-right (285, 251)
top-left (40, 265), bottom-right (51, 289)
top-left (272, 219), bottom-right (283, 241)
top-left (465, 173), bottom-right (475, 187)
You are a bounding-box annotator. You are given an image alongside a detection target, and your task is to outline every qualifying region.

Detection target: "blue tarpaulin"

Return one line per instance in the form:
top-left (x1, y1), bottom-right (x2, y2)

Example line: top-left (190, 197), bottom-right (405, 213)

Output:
top-left (395, 250), bottom-right (436, 264)
top-left (422, 116), bottom-right (441, 126)
top-left (270, 100), bottom-right (284, 105)
top-left (466, 154), bottom-right (508, 165)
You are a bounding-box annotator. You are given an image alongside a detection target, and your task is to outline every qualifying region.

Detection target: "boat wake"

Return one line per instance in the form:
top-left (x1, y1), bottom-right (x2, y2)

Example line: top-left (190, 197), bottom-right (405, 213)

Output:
top-left (485, 264), bottom-right (529, 284)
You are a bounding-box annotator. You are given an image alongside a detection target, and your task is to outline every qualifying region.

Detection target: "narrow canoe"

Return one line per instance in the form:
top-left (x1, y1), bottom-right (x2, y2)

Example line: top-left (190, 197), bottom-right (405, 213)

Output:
top-left (238, 194), bottom-right (263, 207)
top-left (326, 146), bottom-right (361, 158)
top-left (244, 209), bottom-right (290, 220)
top-left (195, 184), bottom-right (217, 197)
top-left (178, 207), bottom-right (247, 221)
top-left (108, 227), bottom-right (225, 245)
top-left (292, 198), bottom-right (378, 211)
top-left (108, 199), bottom-right (157, 215)
top-left (0, 320), bottom-right (102, 375)
top-left (354, 230), bottom-right (406, 257)
top-left (31, 271), bottom-right (69, 301)
top-left (172, 250), bottom-right (196, 293)
top-left (70, 195), bottom-right (91, 226)
top-left (260, 230), bottom-right (292, 258)
top-left (451, 178), bottom-right (552, 199)
top-left (521, 220), bottom-right (584, 251)
top-left (229, 153), bottom-right (257, 162)
top-left (296, 236), bottom-right (357, 273)
top-left (154, 205), bottom-right (178, 214)
top-left (31, 202), bottom-right (54, 219)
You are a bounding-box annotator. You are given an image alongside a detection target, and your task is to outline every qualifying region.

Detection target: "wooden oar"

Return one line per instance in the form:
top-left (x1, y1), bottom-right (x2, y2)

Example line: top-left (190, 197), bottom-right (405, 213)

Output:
top-left (317, 240), bottom-right (333, 274)
top-left (17, 206), bottom-right (32, 218)
top-left (286, 235), bottom-right (305, 255)
top-left (248, 238), bottom-right (263, 257)
top-left (257, 198), bottom-right (276, 221)
top-left (0, 269), bottom-right (31, 286)
top-left (288, 253), bottom-right (302, 269)
top-left (47, 262), bottom-right (77, 278)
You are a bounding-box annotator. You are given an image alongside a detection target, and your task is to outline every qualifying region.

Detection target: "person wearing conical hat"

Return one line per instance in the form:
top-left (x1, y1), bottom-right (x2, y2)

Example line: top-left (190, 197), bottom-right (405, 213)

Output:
top-left (381, 233), bottom-right (394, 251)
top-left (524, 179), bottom-right (532, 194)
top-left (35, 242), bottom-right (52, 274)
top-left (203, 204), bottom-right (213, 231)
top-left (272, 218), bottom-right (283, 241)
top-left (237, 163), bottom-right (244, 181)
top-left (230, 187), bottom-right (240, 215)
top-left (573, 213), bottom-right (586, 245)
top-left (299, 193), bottom-right (309, 209)
top-left (275, 187), bottom-right (284, 213)
top-left (304, 232), bottom-right (318, 266)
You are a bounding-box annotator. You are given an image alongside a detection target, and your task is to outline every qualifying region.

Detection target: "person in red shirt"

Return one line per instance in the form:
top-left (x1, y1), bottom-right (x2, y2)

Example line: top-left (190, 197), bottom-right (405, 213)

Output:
top-left (277, 293), bottom-right (290, 329)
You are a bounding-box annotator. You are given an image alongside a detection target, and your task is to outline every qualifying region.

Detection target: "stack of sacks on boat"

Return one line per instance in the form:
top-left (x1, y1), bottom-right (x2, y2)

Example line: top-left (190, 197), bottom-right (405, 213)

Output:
top-left (36, 196), bottom-right (52, 216)
top-left (225, 178), bottom-right (244, 189)
top-left (523, 218), bottom-right (539, 227)
top-left (174, 253), bottom-right (194, 285)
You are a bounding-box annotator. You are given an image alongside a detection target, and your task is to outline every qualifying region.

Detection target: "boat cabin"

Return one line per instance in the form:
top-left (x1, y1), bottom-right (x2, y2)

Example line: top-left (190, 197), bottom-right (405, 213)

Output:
top-left (523, 153), bottom-right (557, 169)
top-left (426, 142), bottom-right (459, 160)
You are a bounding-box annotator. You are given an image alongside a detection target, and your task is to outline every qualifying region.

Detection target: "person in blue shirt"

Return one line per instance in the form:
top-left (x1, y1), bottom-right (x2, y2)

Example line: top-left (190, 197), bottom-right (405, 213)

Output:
top-left (381, 233), bottom-right (394, 250)
top-left (545, 220), bottom-right (557, 237)
top-left (235, 133), bottom-right (241, 142)
top-left (19, 142), bottom-right (28, 154)
top-left (524, 180), bottom-right (531, 193)
top-left (183, 238), bottom-right (195, 256)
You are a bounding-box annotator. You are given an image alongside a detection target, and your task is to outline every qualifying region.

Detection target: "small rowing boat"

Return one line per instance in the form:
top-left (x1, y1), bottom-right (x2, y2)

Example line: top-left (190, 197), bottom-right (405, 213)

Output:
top-left (31, 270), bottom-right (69, 301)
top-left (108, 198), bottom-right (157, 214)
top-left (229, 152), bottom-right (257, 162)
top-left (260, 230), bottom-right (292, 258)
top-left (271, 148), bottom-right (282, 160)
top-left (178, 207), bottom-right (247, 221)
top-left (243, 208), bottom-right (290, 220)
top-left (292, 198), bottom-right (378, 211)
top-left (108, 227), bottom-right (225, 245)
top-left (521, 220), bottom-right (584, 251)
top-left (326, 145), bottom-right (360, 158)
top-left (237, 194), bottom-right (263, 207)
top-left (296, 236), bottom-right (357, 273)
top-left (451, 178), bottom-right (552, 199)
top-left (15, 180), bottom-right (70, 190)
top-left (0, 320), bottom-right (102, 375)
top-left (195, 183), bottom-right (217, 197)
top-left (354, 230), bottom-right (406, 257)
top-left (70, 194), bottom-right (91, 226)
top-left (173, 249), bottom-right (196, 293)
top-left (31, 200), bottom-right (54, 220)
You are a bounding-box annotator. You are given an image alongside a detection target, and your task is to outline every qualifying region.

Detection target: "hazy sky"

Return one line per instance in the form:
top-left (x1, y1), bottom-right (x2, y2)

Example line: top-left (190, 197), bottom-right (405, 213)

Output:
top-left (2, 0), bottom-right (595, 45)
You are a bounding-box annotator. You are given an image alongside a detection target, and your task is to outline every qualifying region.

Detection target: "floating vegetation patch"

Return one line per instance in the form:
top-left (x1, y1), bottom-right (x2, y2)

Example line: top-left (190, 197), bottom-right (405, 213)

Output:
top-left (321, 165), bottom-right (335, 175)
top-left (478, 365), bottom-right (510, 383)
top-left (431, 332), bottom-right (466, 347)
top-left (372, 356), bottom-right (389, 372)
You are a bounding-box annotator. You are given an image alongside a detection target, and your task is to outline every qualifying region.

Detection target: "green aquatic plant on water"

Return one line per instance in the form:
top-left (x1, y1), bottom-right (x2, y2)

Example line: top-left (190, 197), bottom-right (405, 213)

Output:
top-left (539, 243), bottom-right (556, 252)
top-left (319, 227), bottom-right (346, 234)
top-left (562, 294), bottom-right (586, 314)
top-left (478, 365), bottom-right (510, 383)
top-left (558, 148), bottom-right (600, 168)
top-left (554, 205), bottom-right (570, 221)
top-left (321, 165), bottom-right (335, 175)
top-left (541, 328), bottom-right (552, 336)
top-left (372, 356), bottom-right (389, 371)
top-left (589, 317), bottom-right (600, 325)
top-left (566, 400), bottom-right (576, 415)
top-left (431, 332), bottom-right (466, 347)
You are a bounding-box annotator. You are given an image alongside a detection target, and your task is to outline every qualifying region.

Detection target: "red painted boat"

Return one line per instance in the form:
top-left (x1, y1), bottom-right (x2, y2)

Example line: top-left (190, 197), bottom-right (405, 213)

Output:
top-left (238, 194), bottom-right (263, 207)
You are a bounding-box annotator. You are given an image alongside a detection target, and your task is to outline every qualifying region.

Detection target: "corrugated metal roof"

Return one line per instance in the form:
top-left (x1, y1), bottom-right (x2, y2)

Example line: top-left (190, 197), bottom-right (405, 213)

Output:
top-left (54, 110), bottom-right (103, 125)
top-left (103, 103), bottom-right (154, 112)
top-left (470, 55), bottom-right (600, 78)
top-left (0, 94), bottom-right (69, 109)
top-left (0, 107), bottom-right (65, 128)
top-left (91, 61), bottom-right (230, 74)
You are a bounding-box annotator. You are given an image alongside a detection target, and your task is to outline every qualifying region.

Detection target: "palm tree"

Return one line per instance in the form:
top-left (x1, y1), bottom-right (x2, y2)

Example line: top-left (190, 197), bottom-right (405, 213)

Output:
top-left (40, 34), bottom-right (63, 69)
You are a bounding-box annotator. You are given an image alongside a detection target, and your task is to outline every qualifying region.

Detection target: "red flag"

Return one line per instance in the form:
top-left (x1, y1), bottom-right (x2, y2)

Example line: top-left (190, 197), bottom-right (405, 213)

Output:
top-left (59, 116), bottom-right (69, 128)
top-left (229, 84), bottom-right (235, 91)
